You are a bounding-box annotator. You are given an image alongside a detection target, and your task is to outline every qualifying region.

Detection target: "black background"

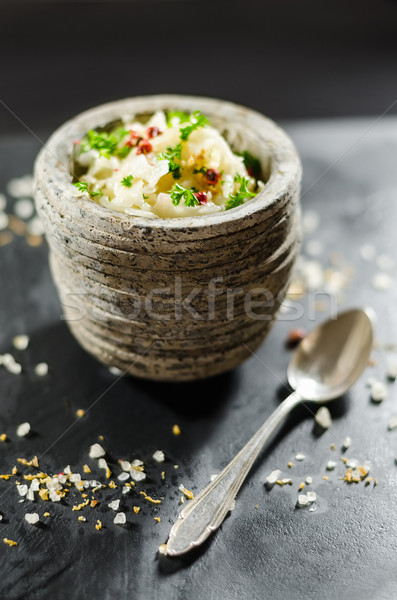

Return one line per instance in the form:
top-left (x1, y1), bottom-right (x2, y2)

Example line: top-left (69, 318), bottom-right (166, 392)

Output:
top-left (1, 0), bottom-right (397, 137)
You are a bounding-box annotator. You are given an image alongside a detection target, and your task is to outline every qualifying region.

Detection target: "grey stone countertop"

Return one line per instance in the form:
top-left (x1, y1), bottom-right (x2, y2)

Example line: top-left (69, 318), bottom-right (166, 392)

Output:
top-left (0, 117), bottom-right (396, 600)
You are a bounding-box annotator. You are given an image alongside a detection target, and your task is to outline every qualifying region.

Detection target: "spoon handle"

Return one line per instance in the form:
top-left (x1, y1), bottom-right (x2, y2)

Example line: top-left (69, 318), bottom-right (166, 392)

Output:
top-left (166, 391), bottom-right (301, 556)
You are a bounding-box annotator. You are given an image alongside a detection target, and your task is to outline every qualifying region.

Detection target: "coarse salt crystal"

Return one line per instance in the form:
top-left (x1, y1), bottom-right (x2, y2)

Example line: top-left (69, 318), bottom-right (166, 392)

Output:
top-left (26, 489), bottom-right (34, 501)
top-left (49, 490), bottom-right (61, 502)
top-left (342, 436), bottom-right (352, 450)
top-left (387, 356), bottom-right (397, 380)
top-left (0, 514), bottom-right (2, 522)
top-left (14, 198), bottom-right (34, 220)
top-left (387, 415), bottom-right (397, 431)
top-left (305, 476), bottom-right (313, 485)
top-left (306, 491), bottom-right (317, 503)
top-left (265, 469), bottom-right (281, 489)
top-left (122, 486), bottom-right (130, 494)
top-left (16, 422), bottom-right (30, 437)
top-left (210, 474), bottom-right (218, 482)
top-left (34, 362), bottom-right (48, 376)
top-left (295, 453), bottom-right (305, 461)
top-left (30, 479), bottom-right (40, 492)
top-left (315, 406), bottom-right (332, 430)
top-left (0, 213), bottom-right (9, 231)
top-left (158, 543), bottom-right (168, 556)
top-left (346, 458), bottom-right (359, 468)
top-left (89, 443), bottom-right (106, 459)
top-left (119, 460), bottom-right (131, 471)
top-left (297, 494), bottom-right (309, 507)
top-left (130, 470), bottom-right (146, 482)
top-left (98, 458), bottom-right (108, 470)
top-left (12, 335), bottom-right (29, 351)
top-left (372, 272), bottom-right (393, 291)
top-left (108, 499), bottom-right (120, 511)
top-left (25, 513), bottom-right (39, 525)
top-left (17, 485), bottom-right (28, 497)
top-left (360, 244), bottom-right (376, 261)
top-left (69, 473), bottom-right (81, 483)
top-left (152, 450), bottom-right (165, 463)
top-left (64, 465), bottom-right (71, 475)
top-left (113, 512), bottom-right (126, 525)
top-left (371, 381), bottom-right (388, 403)
top-left (118, 472), bottom-right (129, 482)
top-left (131, 459), bottom-right (143, 467)
top-left (109, 366), bottom-right (123, 376)
top-left (326, 460), bottom-right (336, 471)
top-left (90, 480), bottom-right (101, 488)
top-left (7, 175), bottom-right (33, 198)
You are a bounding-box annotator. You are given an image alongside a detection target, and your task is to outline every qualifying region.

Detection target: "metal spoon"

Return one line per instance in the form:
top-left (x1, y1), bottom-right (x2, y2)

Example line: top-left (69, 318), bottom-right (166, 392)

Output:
top-left (165, 308), bottom-right (375, 557)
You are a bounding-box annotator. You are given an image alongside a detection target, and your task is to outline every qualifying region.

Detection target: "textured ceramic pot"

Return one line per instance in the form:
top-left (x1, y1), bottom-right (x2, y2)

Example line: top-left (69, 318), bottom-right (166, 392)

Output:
top-left (34, 95), bottom-right (301, 381)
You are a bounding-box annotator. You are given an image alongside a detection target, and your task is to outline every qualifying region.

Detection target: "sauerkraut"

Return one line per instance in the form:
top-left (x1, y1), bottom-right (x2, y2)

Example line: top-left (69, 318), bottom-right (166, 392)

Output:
top-left (72, 110), bottom-right (265, 218)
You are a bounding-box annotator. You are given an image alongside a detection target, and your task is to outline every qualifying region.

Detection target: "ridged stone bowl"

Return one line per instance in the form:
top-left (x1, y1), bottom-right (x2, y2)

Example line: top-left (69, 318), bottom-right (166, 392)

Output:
top-left (34, 95), bottom-right (301, 381)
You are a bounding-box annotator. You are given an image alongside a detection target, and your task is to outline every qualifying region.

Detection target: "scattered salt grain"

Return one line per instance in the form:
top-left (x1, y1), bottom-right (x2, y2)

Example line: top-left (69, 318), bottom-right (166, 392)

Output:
top-left (306, 491), bottom-right (317, 503)
top-left (0, 514), bottom-right (2, 522)
top-left (98, 458), bottom-right (108, 470)
top-left (17, 485), bottom-right (28, 497)
top-left (16, 422), bottom-right (30, 437)
top-left (305, 240), bottom-right (323, 257)
top-left (360, 244), bottom-right (376, 261)
top-left (119, 460), bottom-right (131, 471)
top-left (89, 443), bottom-right (106, 459)
top-left (113, 512), bottom-right (126, 525)
top-left (366, 377), bottom-right (377, 387)
top-left (371, 381), bottom-right (388, 403)
top-left (315, 406), bottom-right (332, 430)
top-left (346, 458), bottom-right (359, 469)
top-left (265, 469), bottom-right (281, 489)
top-left (0, 213), bottom-right (9, 231)
top-left (210, 474), bottom-right (218, 482)
top-left (122, 486), bottom-right (130, 494)
top-left (69, 473), bottom-right (81, 483)
top-left (342, 436), bottom-right (352, 450)
top-left (153, 450), bottom-right (165, 463)
top-left (7, 175), bottom-right (33, 198)
top-left (26, 489), bottom-right (34, 501)
top-left (377, 254), bottom-right (395, 271)
top-left (131, 459), bottom-right (143, 467)
top-left (295, 453), bottom-right (305, 461)
top-left (130, 470), bottom-right (146, 482)
top-left (158, 543), bottom-right (168, 556)
top-left (387, 356), bottom-right (397, 381)
top-left (372, 272), bottom-right (393, 291)
top-left (108, 499), bottom-right (120, 511)
top-left (387, 415), bottom-right (397, 431)
top-left (109, 366), bottom-right (123, 376)
top-left (25, 513), bottom-right (39, 525)
top-left (34, 362), bottom-right (48, 376)
top-left (118, 472), bottom-right (129, 482)
top-left (12, 335), bottom-right (29, 351)
top-left (302, 210), bottom-right (319, 235)
top-left (0, 193), bottom-right (6, 211)
top-left (297, 494), bottom-right (309, 507)
top-left (305, 476), bottom-right (313, 485)
top-left (326, 460), bottom-right (336, 471)
top-left (14, 198), bottom-right (34, 220)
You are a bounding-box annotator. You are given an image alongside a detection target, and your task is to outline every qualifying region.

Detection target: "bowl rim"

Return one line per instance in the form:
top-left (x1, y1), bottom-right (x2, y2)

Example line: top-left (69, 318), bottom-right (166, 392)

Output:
top-left (35, 94), bottom-right (301, 231)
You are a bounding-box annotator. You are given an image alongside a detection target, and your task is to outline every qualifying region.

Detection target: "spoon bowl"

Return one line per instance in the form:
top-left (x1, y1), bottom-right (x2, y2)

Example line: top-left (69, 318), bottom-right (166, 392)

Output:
top-left (287, 307), bottom-right (375, 401)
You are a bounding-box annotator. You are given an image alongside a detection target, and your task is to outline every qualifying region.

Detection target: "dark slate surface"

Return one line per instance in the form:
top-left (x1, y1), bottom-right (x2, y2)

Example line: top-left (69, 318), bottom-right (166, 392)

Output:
top-left (0, 118), bottom-right (397, 600)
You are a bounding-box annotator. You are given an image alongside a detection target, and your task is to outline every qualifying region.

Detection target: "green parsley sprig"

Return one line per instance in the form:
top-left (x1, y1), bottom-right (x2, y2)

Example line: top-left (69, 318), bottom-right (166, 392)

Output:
top-left (73, 181), bottom-right (103, 199)
top-left (157, 143), bottom-right (183, 179)
top-left (121, 175), bottom-right (134, 187)
top-left (169, 183), bottom-right (200, 207)
top-left (80, 128), bottom-right (130, 159)
top-left (179, 111), bottom-right (210, 141)
top-left (166, 111), bottom-right (191, 127)
top-left (225, 174), bottom-right (257, 210)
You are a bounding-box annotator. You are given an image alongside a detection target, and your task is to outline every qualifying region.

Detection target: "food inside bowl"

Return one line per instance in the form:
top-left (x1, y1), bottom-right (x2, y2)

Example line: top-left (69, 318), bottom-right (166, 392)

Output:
top-left (71, 110), bottom-right (265, 218)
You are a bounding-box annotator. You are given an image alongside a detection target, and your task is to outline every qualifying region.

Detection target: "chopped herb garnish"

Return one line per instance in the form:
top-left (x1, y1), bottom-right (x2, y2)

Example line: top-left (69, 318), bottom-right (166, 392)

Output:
top-left (169, 183), bottom-right (200, 207)
top-left (225, 174), bottom-right (257, 210)
top-left (179, 111), bottom-right (210, 141)
top-left (73, 181), bottom-right (89, 194)
top-left (121, 175), bottom-right (134, 187)
top-left (157, 143), bottom-right (183, 179)
top-left (238, 150), bottom-right (261, 179)
top-left (80, 127), bottom-right (129, 159)
top-left (166, 111), bottom-right (191, 127)
top-left (142, 194), bottom-right (149, 200)
top-left (73, 181), bottom-right (103, 199)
